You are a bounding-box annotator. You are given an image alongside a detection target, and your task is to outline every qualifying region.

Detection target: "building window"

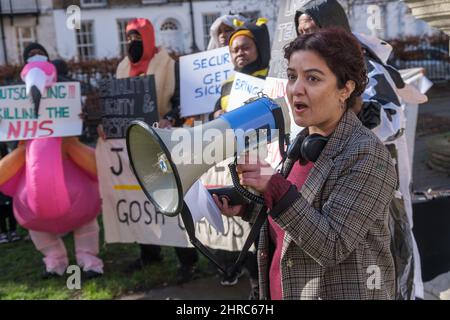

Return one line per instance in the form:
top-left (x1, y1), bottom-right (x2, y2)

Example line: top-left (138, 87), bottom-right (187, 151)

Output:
top-left (76, 21), bottom-right (96, 60)
top-left (117, 19), bottom-right (131, 57)
top-left (160, 20), bottom-right (179, 31)
top-left (202, 12), bottom-right (220, 50)
top-left (160, 18), bottom-right (183, 54)
top-left (80, 0), bottom-right (107, 7)
top-left (16, 26), bottom-right (36, 64)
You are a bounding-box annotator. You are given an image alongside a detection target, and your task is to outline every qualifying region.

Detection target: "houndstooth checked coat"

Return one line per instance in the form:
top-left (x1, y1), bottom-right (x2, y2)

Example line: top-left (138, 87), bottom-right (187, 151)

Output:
top-left (253, 110), bottom-right (397, 300)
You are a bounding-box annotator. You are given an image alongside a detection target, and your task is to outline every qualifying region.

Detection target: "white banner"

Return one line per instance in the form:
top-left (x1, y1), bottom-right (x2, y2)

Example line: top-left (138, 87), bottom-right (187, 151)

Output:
top-left (227, 72), bottom-right (266, 112)
top-left (96, 138), bottom-right (252, 251)
top-left (0, 82), bottom-right (82, 141)
top-left (180, 46), bottom-right (234, 117)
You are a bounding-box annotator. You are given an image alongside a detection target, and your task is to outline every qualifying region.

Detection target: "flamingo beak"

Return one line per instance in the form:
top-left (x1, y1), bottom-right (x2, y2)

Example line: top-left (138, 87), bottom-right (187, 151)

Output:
top-left (30, 85), bottom-right (41, 118)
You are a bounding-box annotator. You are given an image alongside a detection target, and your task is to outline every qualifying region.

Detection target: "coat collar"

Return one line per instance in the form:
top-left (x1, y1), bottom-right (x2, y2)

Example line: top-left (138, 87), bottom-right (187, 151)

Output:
top-left (320, 109), bottom-right (362, 159)
top-left (300, 110), bottom-right (362, 204)
top-left (280, 110), bottom-right (364, 276)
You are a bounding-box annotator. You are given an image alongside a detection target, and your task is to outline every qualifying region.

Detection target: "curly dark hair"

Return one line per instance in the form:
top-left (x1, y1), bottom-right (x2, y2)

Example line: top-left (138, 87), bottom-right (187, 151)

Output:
top-left (284, 27), bottom-right (368, 110)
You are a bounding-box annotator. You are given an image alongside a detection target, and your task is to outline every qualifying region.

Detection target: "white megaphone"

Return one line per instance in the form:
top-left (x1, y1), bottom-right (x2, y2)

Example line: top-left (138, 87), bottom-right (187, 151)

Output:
top-left (126, 96), bottom-right (291, 217)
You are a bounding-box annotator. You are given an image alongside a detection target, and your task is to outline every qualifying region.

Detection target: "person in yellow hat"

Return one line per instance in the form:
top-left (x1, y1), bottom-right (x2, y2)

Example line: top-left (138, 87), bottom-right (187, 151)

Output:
top-left (211, 18), bottom-right (271, 119)
top-left (204, 19), bottom-right (271, 300)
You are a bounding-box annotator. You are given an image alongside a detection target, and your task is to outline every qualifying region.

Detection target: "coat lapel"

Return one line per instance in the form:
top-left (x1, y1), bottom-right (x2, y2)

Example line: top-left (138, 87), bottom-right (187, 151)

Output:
top-left (280, 110), bottom-right (362, 267)
top-left (301, 110), bottom-right (361, 203)
top-left (300, 156), bottom-right (334, 205)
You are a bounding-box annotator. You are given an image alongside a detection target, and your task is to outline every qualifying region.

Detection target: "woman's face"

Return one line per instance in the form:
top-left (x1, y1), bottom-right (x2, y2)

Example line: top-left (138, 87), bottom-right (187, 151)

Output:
top-left (286, 50), bottom-right (353, 135)
top-left (218, 23), bottom-right (235, 47)
top-left (230, 35), bottom-right (258, 69)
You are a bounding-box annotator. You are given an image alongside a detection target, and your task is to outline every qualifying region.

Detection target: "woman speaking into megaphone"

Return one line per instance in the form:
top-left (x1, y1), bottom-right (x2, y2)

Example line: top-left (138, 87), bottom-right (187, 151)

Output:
top-left (213, 27), bottom-right (398, 300)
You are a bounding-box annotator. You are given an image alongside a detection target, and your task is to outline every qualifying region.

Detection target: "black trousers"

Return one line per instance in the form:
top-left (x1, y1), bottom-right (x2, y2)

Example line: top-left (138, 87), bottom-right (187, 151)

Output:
top-left (140, 244), bottom-right (198, 267)
top-left (0, 203), bottom-right (16, 233)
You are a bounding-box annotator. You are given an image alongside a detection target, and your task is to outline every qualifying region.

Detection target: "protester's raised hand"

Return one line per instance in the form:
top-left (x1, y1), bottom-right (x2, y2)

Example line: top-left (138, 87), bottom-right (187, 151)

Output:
top-left (62, 136), bottom-right (78, 148)
top-left (158, 119), bottom-right (172, 129)
top-left (78, 111), bottom-right (88, 121)
top-left (97, 124), bottom-right (106, 140)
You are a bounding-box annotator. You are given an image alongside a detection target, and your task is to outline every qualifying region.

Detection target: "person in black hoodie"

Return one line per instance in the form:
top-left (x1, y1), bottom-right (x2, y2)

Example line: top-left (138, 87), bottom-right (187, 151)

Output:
top-left (294, 0), bottom-right (406, 131)
top-left (295, 0), bottom-right (351, 33)
top-left (292, 0), bottom-right (417, 300)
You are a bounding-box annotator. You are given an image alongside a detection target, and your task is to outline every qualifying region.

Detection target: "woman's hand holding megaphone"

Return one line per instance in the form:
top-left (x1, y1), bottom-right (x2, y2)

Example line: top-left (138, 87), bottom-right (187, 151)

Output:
top-left (212, 194), bottom-right (245, 217)
top-left (235, 153), bottom-right (275, 194)
top-left (213, 152), bottom-right (276, 217)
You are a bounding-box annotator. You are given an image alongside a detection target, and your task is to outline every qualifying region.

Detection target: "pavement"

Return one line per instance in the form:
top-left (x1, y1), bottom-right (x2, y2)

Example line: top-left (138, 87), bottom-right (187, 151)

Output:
top-left (117, 83), bottom-right (450, 301)
top-left (119, 274), bottom-right (250, 300)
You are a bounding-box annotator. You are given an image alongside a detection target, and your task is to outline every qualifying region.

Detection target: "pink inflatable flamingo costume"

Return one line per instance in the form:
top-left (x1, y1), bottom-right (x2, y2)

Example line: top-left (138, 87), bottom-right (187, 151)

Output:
top-left (0, 44), bottom-right (103, 275)
top-left (21, 61), bottom-right (57, 97)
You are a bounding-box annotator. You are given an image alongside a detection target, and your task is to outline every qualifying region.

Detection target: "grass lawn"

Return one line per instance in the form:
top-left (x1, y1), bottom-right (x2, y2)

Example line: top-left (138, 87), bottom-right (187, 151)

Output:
top-left (0, 222), bottom-right (212, 300)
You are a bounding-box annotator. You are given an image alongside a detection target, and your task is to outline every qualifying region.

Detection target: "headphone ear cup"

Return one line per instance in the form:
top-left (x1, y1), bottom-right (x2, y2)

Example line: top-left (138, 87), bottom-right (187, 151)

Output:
top-left (301, 133), bottom-right (329, 163)
top-left (286, 133), bottom-right (304, 162)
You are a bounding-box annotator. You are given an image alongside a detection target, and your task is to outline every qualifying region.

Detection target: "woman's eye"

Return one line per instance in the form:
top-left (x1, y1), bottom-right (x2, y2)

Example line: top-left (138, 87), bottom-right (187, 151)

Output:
top-left (287, 74), bottom-right (297, 81)
top-left (307, 75), bottom-right (319, 82)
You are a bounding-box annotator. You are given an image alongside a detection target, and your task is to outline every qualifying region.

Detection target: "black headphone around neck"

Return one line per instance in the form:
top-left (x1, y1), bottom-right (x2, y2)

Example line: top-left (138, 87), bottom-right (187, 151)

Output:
top-left (287, 132), bottom-right (329, 165)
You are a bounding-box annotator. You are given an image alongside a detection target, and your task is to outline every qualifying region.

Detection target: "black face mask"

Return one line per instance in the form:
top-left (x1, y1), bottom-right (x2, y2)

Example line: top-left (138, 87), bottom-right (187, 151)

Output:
top-left (128, 40), bottom-right (143, 63)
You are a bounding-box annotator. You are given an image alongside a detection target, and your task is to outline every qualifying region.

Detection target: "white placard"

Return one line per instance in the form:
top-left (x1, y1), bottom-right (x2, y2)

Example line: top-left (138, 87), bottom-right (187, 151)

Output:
top-left (227, 72), bottom-right (266, 112)
top-left (0, 82), bottom-right (82, 141)
top-left (180, 46), bottom-right (234, 117)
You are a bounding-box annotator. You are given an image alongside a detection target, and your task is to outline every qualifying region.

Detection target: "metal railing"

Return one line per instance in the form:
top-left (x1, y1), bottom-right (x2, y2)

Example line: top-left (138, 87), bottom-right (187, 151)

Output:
top-left (388, 32), bottom-right (450, 83)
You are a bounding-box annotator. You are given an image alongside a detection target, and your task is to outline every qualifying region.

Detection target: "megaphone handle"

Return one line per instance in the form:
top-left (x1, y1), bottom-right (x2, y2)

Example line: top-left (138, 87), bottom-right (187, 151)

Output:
top-left (180, 201), bottom-right (268, 280)
top-left (180, 202), bottom-right (228, 275)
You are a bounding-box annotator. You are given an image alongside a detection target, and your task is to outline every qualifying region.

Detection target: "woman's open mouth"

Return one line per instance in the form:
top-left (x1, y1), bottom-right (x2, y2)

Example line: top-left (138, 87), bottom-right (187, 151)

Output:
top-left (294, 102), bottom-right (309, 114)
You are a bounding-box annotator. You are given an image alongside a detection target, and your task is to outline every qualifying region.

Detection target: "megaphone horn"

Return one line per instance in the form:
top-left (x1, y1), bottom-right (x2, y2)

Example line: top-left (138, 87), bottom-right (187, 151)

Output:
top-left (126, 96), bottom-right (289, 217)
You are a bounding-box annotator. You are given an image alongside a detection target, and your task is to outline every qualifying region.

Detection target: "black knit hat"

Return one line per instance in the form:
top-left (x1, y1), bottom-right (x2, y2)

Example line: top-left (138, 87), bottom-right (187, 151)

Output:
top-left (23, 42), bottom-right (49, 63)
top-left (228, 19), bottom-right (271, 74)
